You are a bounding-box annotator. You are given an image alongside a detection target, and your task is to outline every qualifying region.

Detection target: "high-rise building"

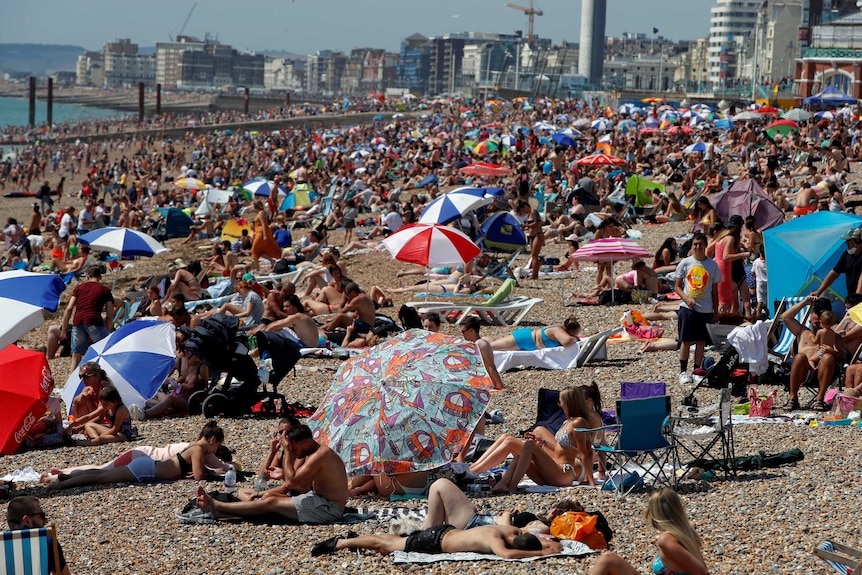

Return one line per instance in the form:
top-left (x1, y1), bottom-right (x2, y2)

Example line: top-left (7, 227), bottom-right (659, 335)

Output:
top-left (156, 36), bottom-right (205, 88)
top-left (707, 0), bottom-right (761, 89)
top-left (397, 34), bottom-right (431, 95)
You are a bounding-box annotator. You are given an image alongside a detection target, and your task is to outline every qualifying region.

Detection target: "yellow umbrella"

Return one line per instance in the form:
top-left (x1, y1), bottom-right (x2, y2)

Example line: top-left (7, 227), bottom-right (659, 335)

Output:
top-left (848, 303), bottom-right (862, 327)
top-left (173, 177), bottom-right (206, 190)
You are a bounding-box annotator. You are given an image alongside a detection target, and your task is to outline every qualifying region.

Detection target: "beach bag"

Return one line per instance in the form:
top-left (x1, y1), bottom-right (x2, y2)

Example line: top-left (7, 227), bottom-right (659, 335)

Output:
top-left (748, 387), bottom-right (776, 417)
top-left (550, 512), bottom-right (607, 549)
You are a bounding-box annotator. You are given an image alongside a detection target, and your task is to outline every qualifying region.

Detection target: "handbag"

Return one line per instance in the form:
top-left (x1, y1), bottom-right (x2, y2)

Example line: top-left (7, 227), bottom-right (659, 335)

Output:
top-left (748, 387), bottom-right (776, 417)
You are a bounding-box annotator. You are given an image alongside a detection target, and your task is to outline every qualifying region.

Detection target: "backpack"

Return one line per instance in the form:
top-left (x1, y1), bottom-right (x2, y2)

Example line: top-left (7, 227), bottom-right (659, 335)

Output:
top-left (397, 305), bottom-right (423, 330)
top-left (373, 314), bottom-right (403, 337)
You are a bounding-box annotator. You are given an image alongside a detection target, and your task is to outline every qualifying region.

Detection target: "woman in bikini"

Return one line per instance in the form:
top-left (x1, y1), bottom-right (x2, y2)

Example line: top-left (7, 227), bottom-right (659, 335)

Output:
top-left (490, 316), bottom-right (581, 352)
top-left (589, 488), bottom-right (708, 575)
top-left (68, 386), bottom-right (132, 446)
top-left (48, 424), bottom-right (225, 490)
top-left (471, 386), bottom-right (600, 492)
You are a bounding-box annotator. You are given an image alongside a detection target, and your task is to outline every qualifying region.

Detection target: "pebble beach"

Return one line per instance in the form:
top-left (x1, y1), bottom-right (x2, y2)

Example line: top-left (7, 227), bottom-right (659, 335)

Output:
top-left (1, 143), bottom-right (860, 575)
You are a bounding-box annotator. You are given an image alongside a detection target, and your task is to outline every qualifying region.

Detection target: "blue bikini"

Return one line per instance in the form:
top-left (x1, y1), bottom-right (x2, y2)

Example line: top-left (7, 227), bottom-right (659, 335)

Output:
top-left (511, 327), bottom-right (562, 351)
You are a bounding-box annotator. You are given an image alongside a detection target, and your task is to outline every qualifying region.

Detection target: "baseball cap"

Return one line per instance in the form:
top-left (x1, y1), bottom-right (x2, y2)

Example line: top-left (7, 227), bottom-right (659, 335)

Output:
top-left (241, 272), bottom-right (255, 282)
top-left (842, 226), bottom-right (862, 241)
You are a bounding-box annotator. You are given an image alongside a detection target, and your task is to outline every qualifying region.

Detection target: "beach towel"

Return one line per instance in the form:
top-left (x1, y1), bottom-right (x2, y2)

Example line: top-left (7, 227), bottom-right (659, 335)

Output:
top-left (493, 342), bottom-right (582, 372)
top-left (391, 539), bottom-right (595, 563)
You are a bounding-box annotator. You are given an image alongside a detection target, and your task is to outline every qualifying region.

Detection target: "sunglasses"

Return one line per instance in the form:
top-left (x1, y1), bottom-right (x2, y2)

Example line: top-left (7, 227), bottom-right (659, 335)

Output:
top-left (79, 372), bottom-right (95, 379)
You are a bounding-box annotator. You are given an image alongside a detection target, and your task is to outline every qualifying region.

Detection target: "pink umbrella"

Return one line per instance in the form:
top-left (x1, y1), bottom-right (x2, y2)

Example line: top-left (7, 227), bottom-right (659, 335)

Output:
top-left (571, 237), bottom-right (651, 303)
top-left (460, 162), bottom-right (512, 177)
top-left (577, 153), bottom-right (626, 166)
top-left (381, 223), bottom-right (481, 268)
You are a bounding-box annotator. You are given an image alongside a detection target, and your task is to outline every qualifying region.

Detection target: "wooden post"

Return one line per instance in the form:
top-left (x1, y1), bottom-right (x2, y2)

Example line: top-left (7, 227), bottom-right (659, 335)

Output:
top-left (156, 83), bottom-right (162, 115)
top-left (28, 76), bottom-right (36, 127)
top-left (244, 87), bottom-right (249, 115)
top-left (47, 77), bottom-right (54, 127)
top-left (138, 82), bottom-right (145, 124)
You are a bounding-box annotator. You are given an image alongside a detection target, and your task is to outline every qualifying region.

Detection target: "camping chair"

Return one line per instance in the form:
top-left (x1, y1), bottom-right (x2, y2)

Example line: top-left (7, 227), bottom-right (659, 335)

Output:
top-left (668, 387), bottom-right (736, 481)
top-left (578, 395), bottom-right (675, 495)
top-left (814, 541), bottom-right (862, 575)
top-left (113, 292), bottom-right (148, 329)
top-left (575, 326), bottom-right (624, 367)
top-left (1, 525), bottom-right (62, 575)
top-left (406, 279), bottom-right (544, 326)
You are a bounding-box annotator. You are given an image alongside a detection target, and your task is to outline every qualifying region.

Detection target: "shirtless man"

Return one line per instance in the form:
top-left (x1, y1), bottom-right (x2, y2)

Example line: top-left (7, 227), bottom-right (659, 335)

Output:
top-left (311, 523), bottom-right (561, 559)
top-left (320, 282), bottom-right (376, 334)
top-left (196, 424), bottom-right (348, 524)
top-left (262, 295), bottom-right (321, 348)
top-left (163, 265), bottom-right (203, 302)
top-left (233, 416), bottom-right (304, 501)
top-left (782, 294), bottom-right (841, 411)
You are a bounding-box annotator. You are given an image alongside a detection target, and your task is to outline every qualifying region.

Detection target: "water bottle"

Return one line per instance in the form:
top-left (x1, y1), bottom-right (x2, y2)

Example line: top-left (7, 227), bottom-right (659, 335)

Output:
top-left (468, 483), bottom-right (490, 493)
top-left (254, 474), bottom-right (268, 494)
top-left (224, 464), bottom-right (237, 494)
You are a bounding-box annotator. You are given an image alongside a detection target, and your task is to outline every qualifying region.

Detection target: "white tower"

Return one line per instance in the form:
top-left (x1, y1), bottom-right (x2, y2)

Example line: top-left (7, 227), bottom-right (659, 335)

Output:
top-left (578, 0), bottom-right (607, 87)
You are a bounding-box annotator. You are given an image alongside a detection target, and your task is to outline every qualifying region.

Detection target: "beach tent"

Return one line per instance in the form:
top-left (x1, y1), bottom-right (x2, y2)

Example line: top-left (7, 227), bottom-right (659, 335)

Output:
top-left (195, 188), bottom-right (233, 216)
top-left (712, 179), bottom-right (784, 231)
top-left (624, 175), bottom-right (664, 208)
top-left (763, 211), bottom-right (862, 308)
top-left (155, 208), bottom-right (194, 239)
top-left (803, 85), bottom-right (858, 108)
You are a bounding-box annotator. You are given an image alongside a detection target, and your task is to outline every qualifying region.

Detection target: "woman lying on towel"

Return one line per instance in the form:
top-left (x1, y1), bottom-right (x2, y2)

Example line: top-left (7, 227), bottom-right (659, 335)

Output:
top-left (589, 488), bottom-right (709, 575)
top-left (47, 424), bottom-right (226, 490)
top-left (469, 386), bottom-right (600, 492)
top-left (490, 316), bottom-right (581, 352)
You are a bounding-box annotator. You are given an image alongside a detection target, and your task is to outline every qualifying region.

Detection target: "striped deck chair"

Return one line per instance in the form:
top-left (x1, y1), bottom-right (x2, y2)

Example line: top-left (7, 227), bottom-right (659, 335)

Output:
top-left (814, 541), bottom-right (862, 575)
top-left (767, 297), bottom-right (811, 365)
top-left (1, 525), bottom-right (62, 575)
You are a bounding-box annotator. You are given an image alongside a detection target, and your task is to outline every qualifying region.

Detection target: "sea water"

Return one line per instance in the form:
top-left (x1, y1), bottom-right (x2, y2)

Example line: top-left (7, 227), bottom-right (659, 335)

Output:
top-left (0, 96), bottom-right (121, 130)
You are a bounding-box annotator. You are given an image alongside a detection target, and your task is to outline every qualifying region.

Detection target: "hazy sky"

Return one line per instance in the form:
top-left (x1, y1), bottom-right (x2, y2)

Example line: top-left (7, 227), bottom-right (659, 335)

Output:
top-left (2, 0), bottom-right (713, 54)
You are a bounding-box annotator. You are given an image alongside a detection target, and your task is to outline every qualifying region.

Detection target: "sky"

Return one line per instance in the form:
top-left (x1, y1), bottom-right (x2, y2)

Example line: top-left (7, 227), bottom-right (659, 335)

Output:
top-left (1, 0), bottom-right (714, 54)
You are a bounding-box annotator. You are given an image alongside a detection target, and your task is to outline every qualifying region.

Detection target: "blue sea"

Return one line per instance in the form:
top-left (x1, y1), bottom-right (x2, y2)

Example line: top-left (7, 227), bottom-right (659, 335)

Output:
top-left (0, 96), bottom-right (121, 130)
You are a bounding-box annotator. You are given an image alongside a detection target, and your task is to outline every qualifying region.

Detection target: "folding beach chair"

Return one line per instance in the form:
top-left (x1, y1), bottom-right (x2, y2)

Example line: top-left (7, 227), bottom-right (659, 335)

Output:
top-left (1, 525), bottom-right (62, 575)
top-left (578, 395), bottom-right (675, 495)
top-left (112, 292), bottom-right (147, 329)
top-left (767, 297), bottom-right (811, 365)
top-left (575, 326), bottom-right (624, 368)
top-left (406, 279), bottom-right (545, 326)
top-left (814, 541), bottom-right (862, 575)
top-left (669, 387), bottom-right (736, 481)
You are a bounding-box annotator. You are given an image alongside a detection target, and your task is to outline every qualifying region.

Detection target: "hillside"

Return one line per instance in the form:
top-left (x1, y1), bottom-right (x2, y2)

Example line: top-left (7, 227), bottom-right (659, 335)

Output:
top-left (0, 44), bottom-right (85, 76)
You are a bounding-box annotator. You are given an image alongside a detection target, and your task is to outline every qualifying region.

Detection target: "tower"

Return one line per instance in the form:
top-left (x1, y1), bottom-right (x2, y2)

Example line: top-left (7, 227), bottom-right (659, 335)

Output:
top-left (578, 0), bottom-right (607, 87)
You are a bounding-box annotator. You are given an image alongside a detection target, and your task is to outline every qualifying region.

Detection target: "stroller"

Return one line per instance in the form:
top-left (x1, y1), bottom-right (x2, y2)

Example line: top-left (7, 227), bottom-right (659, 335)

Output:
top-left (184, 314), bottom-right (301, 418)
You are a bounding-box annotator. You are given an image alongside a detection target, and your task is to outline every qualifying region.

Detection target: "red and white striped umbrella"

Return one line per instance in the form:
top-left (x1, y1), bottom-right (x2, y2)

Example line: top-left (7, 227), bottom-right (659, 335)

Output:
top-left (576, 153), bottom-right (625, 166)
top-left (571, 237), bottom-right (650, 263)
top-left (381, 223), bottom-right (481, 267)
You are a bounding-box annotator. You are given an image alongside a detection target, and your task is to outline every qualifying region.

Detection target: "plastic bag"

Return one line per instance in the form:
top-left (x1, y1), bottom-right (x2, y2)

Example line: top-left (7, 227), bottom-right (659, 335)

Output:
top-left (550, 512), bottom-right (607, 549)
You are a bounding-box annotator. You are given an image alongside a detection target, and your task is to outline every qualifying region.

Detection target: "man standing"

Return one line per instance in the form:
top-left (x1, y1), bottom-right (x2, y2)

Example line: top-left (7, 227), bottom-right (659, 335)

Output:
top-left (813, 226), bottom-right (862, 298)
top-left (194, 424), bottom-right (348, 524)
top-left (6, 496), bottom-right (70, 575)
top-left (674, 232), bottom-right (721, 385)
top-left (61, 266), bottom-right (113, 370)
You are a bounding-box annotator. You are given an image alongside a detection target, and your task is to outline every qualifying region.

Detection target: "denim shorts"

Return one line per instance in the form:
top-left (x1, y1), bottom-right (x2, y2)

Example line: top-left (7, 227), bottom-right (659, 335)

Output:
top-left (71, 324), bottom-right (109, 354)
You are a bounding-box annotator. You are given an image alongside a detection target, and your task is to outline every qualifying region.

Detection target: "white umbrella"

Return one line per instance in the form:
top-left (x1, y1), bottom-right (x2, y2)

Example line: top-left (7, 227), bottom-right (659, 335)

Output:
top-left (0, 271), bottom-right (66, 349)
top-left (78, 227), bottom-right (169, 258)
top-left (418, 187), bottom-right (494, 225)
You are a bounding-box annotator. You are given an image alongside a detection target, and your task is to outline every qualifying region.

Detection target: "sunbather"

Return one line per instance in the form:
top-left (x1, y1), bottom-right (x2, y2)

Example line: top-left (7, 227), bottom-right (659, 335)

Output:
top-left (490, 316), bottom-right (581, 352)
top-left (66, 386), bottom-right (132, 446)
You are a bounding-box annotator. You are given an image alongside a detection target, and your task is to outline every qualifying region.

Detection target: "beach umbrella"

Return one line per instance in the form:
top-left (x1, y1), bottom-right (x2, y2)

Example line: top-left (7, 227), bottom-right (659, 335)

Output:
top-left (577, 153), bottom-right (625, 166)
top-left (0, 345), bottom-right (53, 455)
top-left (459, 162), bottom-right (512, 177)
top-left (78, 227), bottom-right (169, 258)
top-left (533, 121), bottom-right (556, 132)
top-left (280, 185), bottom-right (319, 210)
top-left (782, 108), bottom-right (812, 122)
top-left (173, 177), bottom-right (207, 190)
top-left (765, 119), bottom-right (800, 137)
top-left (571, 238), bottom-right (651, 303)
top-left (617, 103), bottom-right (639, 115)
top-left (732, 111), bottom-right (762, 121)
top-left (683, 142), bottom-right (709, 154)
top-left (551, 132), bottom-right (577, 148)
top-left (644, 116), bottom-right (660, 128)
top-left (308, 329), bottom-right (493, 475)
top-left (756, 106), bottom-right (780, 116)
top-left (418, 187), bottom-right (494, 225)
top-left (479, 212), bottom-right (528, 252)
top-left (659, 111), bottom-right (679, 122)
top-left (573, 118), bottom-right (592, 128)
top-left (0, 270), bottom-right (66, 350)
top-left (350, 149), bottom-right (371, 159)
top-left (558, 127), bottom-right (582, 137)
top-left (642, 97), bottom-right (664, 104)
top-left (591, 118), bottom-right (611, 131)
top-left (473, 140), bottom-right (499, 155)
top-left (59, 320), bottom-right (177, 411)
top-left (815, 111), bottom-right (836, 120)
top-left (381, 223), bottom-right (480, 268)
top-left (243, 179), bottom-right (288, 198)
top-left (617, 119), bottom-right (638, 134)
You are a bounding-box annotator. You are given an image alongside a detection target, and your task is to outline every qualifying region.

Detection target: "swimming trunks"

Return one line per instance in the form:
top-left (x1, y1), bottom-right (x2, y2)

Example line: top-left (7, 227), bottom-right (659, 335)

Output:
top-left (353, 320), bottom-right (373, 335)
top-left (512, 328), bottom-right (537, 351)
top-left (292, 492), bottom-right (344, 524)
top-left (405, 524), bottom-right (456, 554)
top-left (127, 456), bottom-right (156, 482)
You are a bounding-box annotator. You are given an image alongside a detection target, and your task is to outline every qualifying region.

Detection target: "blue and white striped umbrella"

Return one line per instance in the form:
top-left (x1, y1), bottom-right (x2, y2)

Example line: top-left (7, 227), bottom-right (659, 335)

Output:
top-left (243, 178), bottom-right (288, 198)
top-left (419, 187), bottom-right (494, 225)
top-left (78, 227), bottom-right (169, 258)
top-left (0, 270), bottom-right (66, 349)
top-left (60, 320), bottom-right (177, 410)
top-left (591, 118), bottom-right (611, 131)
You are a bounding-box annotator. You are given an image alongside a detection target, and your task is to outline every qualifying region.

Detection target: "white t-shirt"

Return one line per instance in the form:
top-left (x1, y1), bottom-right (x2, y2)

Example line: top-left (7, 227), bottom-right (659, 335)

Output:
top-left (383, 211), bottom-right (403, 233)
top-left (58, 212), bottom-right (75, 238)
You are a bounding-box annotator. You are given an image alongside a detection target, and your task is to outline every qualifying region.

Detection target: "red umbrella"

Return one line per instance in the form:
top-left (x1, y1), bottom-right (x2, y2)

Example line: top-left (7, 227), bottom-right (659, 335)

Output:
top-left (577, 153), bottom-right (626, 166)
top-left (0, 345), bottom-right (53, 455)
top-left (766, 119), bottom-right (799, 130)
top-left (571, 238), bottom-right (651, 303)
top-left (381, 223), bottom-right (480, 267)
top-left (756, 106), bottom-right (780, 116)
top-left (460, 162), bottom-right (512, 177)
top-left (667, 125), bottom-right (693, 135)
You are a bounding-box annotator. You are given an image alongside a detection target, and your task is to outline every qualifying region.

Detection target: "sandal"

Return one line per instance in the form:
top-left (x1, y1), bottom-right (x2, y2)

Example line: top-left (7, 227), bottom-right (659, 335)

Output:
top-left (811, 400), bottom-right (830, 412)
top-left (781, 399), bottom-right (800, 411)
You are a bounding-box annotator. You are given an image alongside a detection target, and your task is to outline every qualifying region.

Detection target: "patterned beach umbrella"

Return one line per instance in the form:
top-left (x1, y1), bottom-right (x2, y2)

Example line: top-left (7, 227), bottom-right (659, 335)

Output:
top-left (173, 177), bottom-right (207, 190)
top-left (243, 179), bottom-right (288, 198)
top-left (308, 330), bottom-right (493, 475)
top-left (0, 345), bottom-right (53, 455)
top-left (571, 237), bottom-right (650, 303)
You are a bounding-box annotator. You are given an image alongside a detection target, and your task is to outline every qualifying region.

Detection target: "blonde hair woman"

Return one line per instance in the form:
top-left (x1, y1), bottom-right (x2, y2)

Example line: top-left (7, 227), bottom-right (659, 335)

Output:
top-left (589, 488), bottom-right (708, 575)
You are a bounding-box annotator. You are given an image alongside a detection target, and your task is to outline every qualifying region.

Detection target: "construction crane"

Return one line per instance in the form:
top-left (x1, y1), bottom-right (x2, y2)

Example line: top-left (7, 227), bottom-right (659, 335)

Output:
top-left (170, 2), bottom-right (197, 41)
top-left (507, 1), bottom-right (543, 43)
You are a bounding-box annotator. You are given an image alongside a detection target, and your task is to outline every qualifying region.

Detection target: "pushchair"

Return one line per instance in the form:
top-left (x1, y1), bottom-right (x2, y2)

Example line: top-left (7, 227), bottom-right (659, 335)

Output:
top-left (184, 314), bottom-right (301, 418)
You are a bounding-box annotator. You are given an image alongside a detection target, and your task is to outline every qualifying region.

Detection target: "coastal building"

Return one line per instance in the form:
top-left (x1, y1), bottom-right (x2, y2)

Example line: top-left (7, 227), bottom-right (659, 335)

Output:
top-left (156, 36), bottom-right (206, 88)
top-left (75, 51), bottom-right (104, 87)
top-left (603, 53), bottom-right (680, 92)
top-left (796, 9), bottom-right (862, 98)
top-left (103, 39), bottom-right (155, 88)
top-left (678, 38), bottom-right (711, 92)
top-left (155, 36), bottom-right (264, 90)
top-left (264, 57), bottom-right (304, 91)
top-left (396, 34), bottom-right (431, 95)
top-left (707, 0), bottom-right (761, 90)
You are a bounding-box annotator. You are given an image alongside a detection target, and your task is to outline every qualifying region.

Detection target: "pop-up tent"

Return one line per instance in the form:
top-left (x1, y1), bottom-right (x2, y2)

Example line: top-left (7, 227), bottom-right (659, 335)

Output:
top-left (712, 179), bottom-right (784, 230)
top-left (803, 85), bottom-right (858, 108)
top-left (763, 211), bottom-right (862, 309)
top-left (625, 175), bottom-right (664, 207)
top-left (155, 208), bottom-right (194, 239)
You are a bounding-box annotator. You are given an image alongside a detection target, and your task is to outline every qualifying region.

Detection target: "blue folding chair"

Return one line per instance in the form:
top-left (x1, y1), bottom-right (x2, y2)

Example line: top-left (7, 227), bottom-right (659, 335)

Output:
top-left (579, 395), bottom-right (675, 495)
top-left (1, 526), bottom-right (61, 575)
top-left (767, 296), bottom-right (811, 365)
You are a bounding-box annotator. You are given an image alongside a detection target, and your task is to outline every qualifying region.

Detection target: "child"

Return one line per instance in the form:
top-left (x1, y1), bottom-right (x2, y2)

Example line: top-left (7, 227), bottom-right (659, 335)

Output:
top-left (68, 386), bottom-right (133, 446)
top-left (811, 310), bottom-right (845, 369)
top-left (750, 253), bottom-right (767, 319)
top-left (342, 199), bottom-right (358, 245)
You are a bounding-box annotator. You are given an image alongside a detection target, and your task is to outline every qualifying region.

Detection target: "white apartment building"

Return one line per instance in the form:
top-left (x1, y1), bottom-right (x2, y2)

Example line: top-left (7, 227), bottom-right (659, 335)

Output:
top-left (155, 36), bottom-right (205, 88)
top-left (759, 0), bottom-right (802, 84)
top-left (708, 0), bottom-right (762, 89)
top-left (264, 58), bottom-right (303, 91)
